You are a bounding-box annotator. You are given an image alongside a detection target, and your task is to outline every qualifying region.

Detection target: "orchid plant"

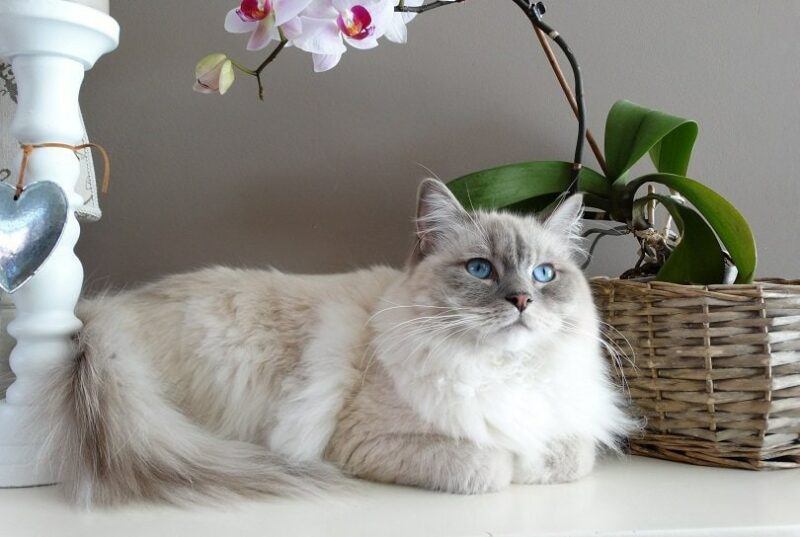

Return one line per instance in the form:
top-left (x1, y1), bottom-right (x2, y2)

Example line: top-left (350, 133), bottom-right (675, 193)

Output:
top-left (195, 0), bottom-right (757, 285)
top-left (447, 101), bottom-right (758, 284)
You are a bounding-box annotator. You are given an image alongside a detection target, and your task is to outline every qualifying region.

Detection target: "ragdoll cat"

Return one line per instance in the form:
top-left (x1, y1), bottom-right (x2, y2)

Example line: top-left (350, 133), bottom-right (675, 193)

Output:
top-left (42, 178), bottom-right (633, 506)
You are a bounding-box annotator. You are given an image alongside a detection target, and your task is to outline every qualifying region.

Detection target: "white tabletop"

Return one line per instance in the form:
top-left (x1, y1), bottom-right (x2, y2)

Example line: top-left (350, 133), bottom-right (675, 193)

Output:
top-left (2, 456), bottom-right (799, 537)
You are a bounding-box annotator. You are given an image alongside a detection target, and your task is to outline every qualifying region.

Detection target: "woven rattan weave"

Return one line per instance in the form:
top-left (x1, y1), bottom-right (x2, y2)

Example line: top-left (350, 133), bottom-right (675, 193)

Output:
top-left (591, 277), bottom-right (800, 470)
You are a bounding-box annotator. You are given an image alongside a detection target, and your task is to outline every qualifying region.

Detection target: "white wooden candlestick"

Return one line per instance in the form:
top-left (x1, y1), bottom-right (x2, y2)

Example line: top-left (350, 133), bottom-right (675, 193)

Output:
top-left (0, 0), bottom-right (118, 487)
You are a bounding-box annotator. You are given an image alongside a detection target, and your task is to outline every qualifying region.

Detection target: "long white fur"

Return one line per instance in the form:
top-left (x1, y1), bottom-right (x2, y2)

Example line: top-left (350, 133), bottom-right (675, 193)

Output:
top-left (40, 179), bottom-right (634, 506)
top-left (268, 302), bottom-right (366, 461)
top-left (373, 272), bottom-right (629, 456)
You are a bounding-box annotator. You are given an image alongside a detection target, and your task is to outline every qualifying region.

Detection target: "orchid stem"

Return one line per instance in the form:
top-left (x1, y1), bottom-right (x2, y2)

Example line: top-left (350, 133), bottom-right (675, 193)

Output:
top-left (395, 0), bottom-right (466, 14)
top-left (400, 0), bottom-right (591, 196)
top-left (230, 60), bottom-right (256, 76)
top-left (251, 40), bottom-right (287, 101)
top-left (238, 0), bottom-right (590, 191)
top-left (258, 41), bottom-right (287, 76)
top-left (531, 24), bottom-right (608, 176)
top-left (511, 0), bottom-right (586, 195)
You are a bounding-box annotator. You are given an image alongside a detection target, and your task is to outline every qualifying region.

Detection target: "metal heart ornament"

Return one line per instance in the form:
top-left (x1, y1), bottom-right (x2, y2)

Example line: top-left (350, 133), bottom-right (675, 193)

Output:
top-left (0, 181), bottom-right (68, 293)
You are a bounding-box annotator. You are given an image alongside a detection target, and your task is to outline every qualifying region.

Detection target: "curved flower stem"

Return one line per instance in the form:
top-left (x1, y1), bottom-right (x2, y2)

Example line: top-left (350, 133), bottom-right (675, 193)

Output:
top-left (532, 24), bottom-right (608, 176)
top-left (230, 60), bottom-right (256, 76)
top-left (511, 0), bottom-right (586, 194)
top-left (239, 0), bottom-right (591, 183)
top-left (395, 0), bottom-right (466, 13)
top-left (397, 1), bottom-right (589, 195)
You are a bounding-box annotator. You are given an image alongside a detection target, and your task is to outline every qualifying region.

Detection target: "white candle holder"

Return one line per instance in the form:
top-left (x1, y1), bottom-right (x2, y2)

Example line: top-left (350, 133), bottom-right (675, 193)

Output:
top-left (0, 0), bottom-right (118, 487)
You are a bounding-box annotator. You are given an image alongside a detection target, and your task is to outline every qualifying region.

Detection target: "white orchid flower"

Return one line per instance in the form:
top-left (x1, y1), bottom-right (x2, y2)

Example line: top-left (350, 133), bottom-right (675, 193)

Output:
top-left (293, 0), bottom-right (394, 72)
top-left (224, 0), bottom-right (311, 50)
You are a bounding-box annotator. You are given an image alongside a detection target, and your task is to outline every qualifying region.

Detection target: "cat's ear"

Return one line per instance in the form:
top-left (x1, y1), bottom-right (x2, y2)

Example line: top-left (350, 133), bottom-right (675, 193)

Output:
top-left (544, 194), bottom-right (584, 239)
top-left (412, 178), bottom-right (467, 262)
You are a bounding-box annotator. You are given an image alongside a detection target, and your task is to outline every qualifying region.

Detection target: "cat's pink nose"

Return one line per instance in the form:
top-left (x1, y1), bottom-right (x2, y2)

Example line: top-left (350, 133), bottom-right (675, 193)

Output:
top-left (506, 293), bottom-right (531, 313)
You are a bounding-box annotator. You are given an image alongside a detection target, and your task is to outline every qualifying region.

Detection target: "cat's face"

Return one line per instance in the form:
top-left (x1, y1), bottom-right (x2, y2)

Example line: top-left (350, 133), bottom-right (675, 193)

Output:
top-left (406, 179), bottom-right (591, 348)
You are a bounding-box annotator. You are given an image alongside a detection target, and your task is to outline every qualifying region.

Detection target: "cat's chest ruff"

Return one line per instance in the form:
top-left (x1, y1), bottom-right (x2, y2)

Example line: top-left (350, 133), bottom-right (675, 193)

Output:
top-left (434, 348), bottom-right (543, 393)
top-left (399, 346), bottom-right (557, 449)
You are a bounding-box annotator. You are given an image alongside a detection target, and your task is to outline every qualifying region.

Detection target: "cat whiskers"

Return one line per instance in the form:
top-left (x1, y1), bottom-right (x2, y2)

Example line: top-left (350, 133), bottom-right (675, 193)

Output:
top-left (460, 183), bottom-right (492, 248)
top-left (411, 316), bottom-right (476, 357)
top-left (364, 306), bottom-right (466, 326)
top-left (596, 320), bottom-right (637, 400)
top-left (376, 313), bottom-right (480, 356)
top-left (366, 303), bottom-right (468, 326)
top-left (381, 315), bottom-right (480, 354)
top-left (595, 319), bottom-right (636, 364)
top-left (559, 319), bottom-right (634, 400)
top-left (419, 322), bottom-right (476, 373)
top-left (358, 311), bottom-right (481, 384)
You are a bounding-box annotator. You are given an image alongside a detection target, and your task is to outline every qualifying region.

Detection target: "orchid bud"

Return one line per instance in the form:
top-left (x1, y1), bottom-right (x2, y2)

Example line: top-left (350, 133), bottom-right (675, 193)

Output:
top-left (193, 54), bottom-right (235, 95)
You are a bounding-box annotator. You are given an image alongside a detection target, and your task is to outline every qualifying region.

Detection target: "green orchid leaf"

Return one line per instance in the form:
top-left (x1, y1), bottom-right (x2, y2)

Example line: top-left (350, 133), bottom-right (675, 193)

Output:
top-left (503, 193), bottom-right (560, 214)
top-left (505, 192), bottom-right (611, 216)
top-left (605, 100), bottom-right (699, 181)
top-left (447, 161), bottom-right (608, 212)
top-left (575, 166), bottom-right (609, 199)
top-left (635, 195), bottom-right (725, 284)
top-left (626, 173), bottom-right (756, 283)
top-left (579, 192), bottom-right (611, 212)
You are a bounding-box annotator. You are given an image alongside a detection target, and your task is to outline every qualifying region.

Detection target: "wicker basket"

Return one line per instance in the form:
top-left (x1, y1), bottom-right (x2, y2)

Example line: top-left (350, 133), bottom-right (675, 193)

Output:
top-left (591, 277), bottom-right (800, 470)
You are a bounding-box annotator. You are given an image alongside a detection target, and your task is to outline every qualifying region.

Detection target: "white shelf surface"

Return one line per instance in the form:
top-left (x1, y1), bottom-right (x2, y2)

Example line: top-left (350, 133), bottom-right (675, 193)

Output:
top-left (1, 456), bottom-right (799, 537)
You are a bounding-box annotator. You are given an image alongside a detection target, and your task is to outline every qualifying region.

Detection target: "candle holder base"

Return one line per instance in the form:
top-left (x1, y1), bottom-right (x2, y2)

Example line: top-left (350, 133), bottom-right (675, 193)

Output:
top-left (0, 401), bottom-right (56, 487)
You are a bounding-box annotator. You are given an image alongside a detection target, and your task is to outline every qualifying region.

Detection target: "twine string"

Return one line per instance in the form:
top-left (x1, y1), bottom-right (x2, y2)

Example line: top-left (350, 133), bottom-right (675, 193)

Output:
top-left (15, 145), bottom-right (33, 198)
top-left (14, 142), bottom-right (110, 199)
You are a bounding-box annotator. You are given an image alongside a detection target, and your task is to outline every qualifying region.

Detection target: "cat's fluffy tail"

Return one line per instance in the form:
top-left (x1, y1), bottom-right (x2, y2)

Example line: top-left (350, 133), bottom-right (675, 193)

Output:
top-left (41, 342), bottom-right (344, 506)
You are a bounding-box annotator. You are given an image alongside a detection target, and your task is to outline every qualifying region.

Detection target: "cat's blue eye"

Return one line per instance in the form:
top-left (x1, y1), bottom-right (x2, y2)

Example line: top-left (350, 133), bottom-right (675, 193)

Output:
top-left (465, 258), bottom-right (493, 280)
top-left (532, 263), bottom-right (556, 283)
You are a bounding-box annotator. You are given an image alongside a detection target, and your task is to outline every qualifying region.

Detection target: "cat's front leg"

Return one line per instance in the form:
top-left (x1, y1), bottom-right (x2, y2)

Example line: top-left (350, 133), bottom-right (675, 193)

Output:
top-left (334, 433), bottom-right (513, 495)
top-left (514, 436), bottom-right (596, 485)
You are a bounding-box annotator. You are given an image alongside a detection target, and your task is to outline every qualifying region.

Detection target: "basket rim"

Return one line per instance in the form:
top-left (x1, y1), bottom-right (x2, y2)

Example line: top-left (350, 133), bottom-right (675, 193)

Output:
top-left (590, 276), bottom-right (800, 287)
top-left (589, 277), bottom-right (800, 301)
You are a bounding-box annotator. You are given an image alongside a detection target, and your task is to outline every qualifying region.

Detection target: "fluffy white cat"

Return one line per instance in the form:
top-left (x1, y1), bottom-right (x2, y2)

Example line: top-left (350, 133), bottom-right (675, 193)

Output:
top-left (42, 178), bottom-right (633, 506)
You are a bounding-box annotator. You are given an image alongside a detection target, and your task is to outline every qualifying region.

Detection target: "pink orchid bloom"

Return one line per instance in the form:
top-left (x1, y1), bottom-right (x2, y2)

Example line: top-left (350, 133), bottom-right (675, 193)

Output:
top-left (293, 0), bottom-right (393, 72)
top-left (336, 4), bottom-right (373, 40)
top-left (193, 54), bottom-right (235, 95)
top-left (224, 0), bottom-right (311, 50)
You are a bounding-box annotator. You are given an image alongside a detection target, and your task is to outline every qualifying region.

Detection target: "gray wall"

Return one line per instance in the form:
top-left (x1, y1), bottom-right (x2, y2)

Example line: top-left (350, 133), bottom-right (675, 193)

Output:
top-left (78, 1), bottom-right (800, 288)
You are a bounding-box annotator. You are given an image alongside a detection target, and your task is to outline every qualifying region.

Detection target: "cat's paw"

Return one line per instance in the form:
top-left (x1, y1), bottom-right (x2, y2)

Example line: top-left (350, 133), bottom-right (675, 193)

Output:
top-left (514, 436), bottom-right (596, 485)
top-left (444, 448), bottom-right (513, 494)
